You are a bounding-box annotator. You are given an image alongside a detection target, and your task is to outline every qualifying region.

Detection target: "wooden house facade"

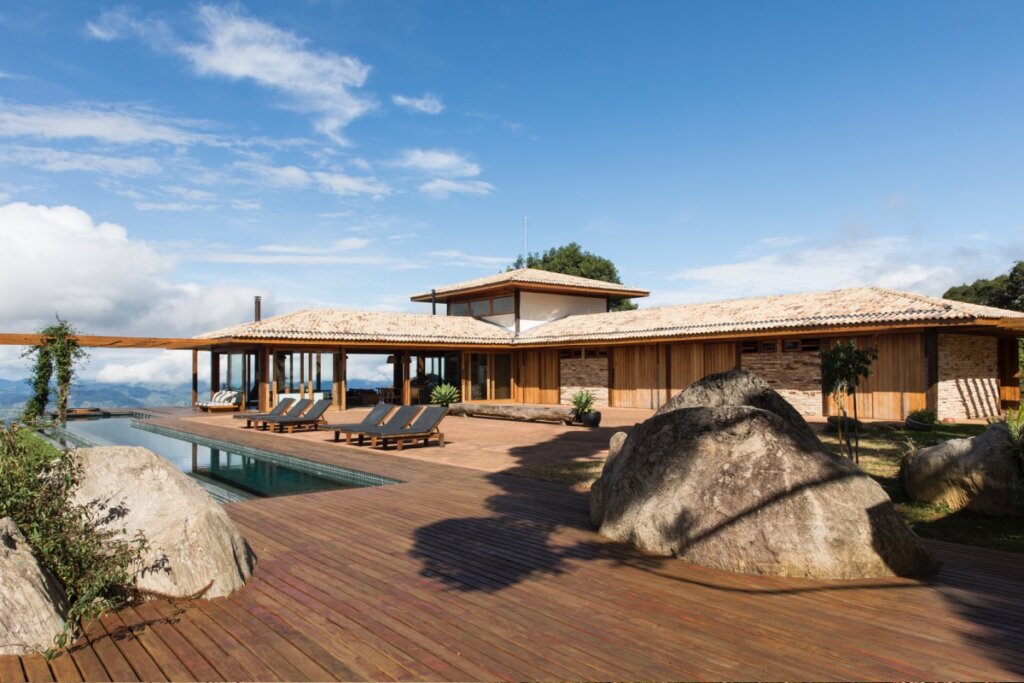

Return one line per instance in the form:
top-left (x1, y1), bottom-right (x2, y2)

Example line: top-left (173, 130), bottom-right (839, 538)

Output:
top-left (193, 269), bottom-right (1024, 421)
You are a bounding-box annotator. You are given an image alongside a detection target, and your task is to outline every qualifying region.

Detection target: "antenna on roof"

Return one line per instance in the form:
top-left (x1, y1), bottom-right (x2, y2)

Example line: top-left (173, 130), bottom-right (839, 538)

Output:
top-left (522, 213), bottom-right (528, 267)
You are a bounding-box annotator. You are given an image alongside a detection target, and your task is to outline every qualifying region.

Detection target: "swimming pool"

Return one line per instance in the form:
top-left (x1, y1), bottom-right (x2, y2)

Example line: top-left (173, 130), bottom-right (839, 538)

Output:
top-left (51, 417), bottom-right (400, 503)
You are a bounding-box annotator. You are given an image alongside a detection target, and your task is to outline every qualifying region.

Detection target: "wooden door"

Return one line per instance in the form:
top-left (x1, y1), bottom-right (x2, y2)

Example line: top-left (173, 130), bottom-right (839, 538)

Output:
top-left (610, 345), bottom-right (665, 409)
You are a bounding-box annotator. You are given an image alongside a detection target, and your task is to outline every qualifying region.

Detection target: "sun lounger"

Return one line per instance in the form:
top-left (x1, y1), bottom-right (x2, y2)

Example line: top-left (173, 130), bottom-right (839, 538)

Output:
top-left (233, 398), bottom-right (295, 428)
top-left (372, 405), bottom-right (448, 450)
top-left (252, 398), bottom-right (311, 430)
top-left (322, 403), bottom-right (394, 442)
top-left (264, 398), bottom-right (333, 433)
top-left (333, 405), bottom-right (420, 445)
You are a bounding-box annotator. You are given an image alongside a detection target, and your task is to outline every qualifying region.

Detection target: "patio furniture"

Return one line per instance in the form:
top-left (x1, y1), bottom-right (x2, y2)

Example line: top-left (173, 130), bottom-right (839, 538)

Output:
top-left (323, 403), bottom-right (394, 442)
top-left (196, 390), bottom-right (243, 412)
top-left (264, 398), bottom-right (333, 433)
top-left (372, 405), bottom-right (448, 451)
top-left (251, 398), bottom-right (312, 430)
top-left (333, 405), bottom-right (421, 445)
top-left (232, 398), bottom-right (295, 428)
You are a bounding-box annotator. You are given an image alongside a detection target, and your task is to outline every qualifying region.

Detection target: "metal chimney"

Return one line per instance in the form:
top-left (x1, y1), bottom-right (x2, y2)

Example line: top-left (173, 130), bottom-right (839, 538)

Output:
top-left (254, 295), bottom-right (262, 322)
top-left (431, 289), bottom-right (437, 315)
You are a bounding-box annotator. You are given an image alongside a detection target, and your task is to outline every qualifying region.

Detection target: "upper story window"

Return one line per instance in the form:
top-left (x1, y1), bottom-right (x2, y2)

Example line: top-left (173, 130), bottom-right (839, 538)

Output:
top-left (450, 295), bottom-right (515, 318)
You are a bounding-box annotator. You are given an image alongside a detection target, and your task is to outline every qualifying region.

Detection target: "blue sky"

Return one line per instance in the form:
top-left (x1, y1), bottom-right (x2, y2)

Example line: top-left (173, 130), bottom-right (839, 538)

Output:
top-left (0, 1), bottom-right (1022, 381)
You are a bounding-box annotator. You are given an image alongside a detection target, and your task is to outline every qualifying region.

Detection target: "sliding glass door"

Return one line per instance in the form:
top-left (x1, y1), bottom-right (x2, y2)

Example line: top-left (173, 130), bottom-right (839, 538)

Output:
top-left (468, 353), bottom-right (513, 401)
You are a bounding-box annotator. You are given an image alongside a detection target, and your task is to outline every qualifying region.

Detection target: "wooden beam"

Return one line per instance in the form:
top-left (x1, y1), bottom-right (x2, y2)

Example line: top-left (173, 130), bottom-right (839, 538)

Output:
top-left (0, 333), bottom-right (202, 349)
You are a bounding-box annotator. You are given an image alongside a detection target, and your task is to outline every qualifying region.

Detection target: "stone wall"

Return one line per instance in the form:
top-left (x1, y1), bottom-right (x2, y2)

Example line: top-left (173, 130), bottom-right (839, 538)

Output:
top-left (740, 350), bottom-right (823, 416)
top-left (560, 357), bottom-right (609, 406)
top-left (937, 334), bottom-right (1001, 420)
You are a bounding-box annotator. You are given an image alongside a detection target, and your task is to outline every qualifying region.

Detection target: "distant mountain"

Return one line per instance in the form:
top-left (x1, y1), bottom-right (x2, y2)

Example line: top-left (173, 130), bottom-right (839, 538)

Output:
top-left (0, 377), bottom-right (384, 420)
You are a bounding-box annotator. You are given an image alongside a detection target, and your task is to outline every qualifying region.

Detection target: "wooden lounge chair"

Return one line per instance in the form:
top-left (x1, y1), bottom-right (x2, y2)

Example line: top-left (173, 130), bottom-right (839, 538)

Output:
top-left (333, 405), bottom-right (420, 446)
top-left (252, 398), bottom-right (311, 430)
top-left (322, 403), bottom-right (394, 442)
top-left (265, 398), bottom-right (333, 433)
top-left (232, 398), bottom-right (295, 428)
top-left (373, 405), bottom-right (448, 450)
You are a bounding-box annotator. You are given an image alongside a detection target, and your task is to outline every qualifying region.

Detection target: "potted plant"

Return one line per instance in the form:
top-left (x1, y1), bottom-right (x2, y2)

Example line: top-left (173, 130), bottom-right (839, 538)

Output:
top-left (430, 383), bottom-right (461, 407)
top-left (905, 409), bottom-right (936, 432)
top-left (571, 390), bottom-right (601, 428)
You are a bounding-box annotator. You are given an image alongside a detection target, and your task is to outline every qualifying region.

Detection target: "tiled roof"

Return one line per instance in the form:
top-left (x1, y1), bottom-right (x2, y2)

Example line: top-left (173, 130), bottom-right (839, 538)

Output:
top-left (195, 308), bottom-right (512, 344)
top-left (195, 287), bottom-right (1024, 346)
top-left (410, 268), bottom-right (649, 300)
top-left (516, 287), bottom-right (1024, 344)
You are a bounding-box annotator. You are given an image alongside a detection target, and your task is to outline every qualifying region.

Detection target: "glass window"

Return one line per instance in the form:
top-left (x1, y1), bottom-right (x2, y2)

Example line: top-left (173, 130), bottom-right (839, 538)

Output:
top-left (450, 302), bottom-right (469, 316)
top-left (492, 354), bottom-right (512, 400)
top-left (470, 299), bottom-right (490, 317)
top-left (491, 296), bottom-right (514, 315)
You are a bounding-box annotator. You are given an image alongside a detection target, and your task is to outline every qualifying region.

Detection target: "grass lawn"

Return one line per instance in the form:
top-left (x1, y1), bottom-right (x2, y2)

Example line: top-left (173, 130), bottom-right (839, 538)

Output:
top-left (505, 421), bottom-right (1024, 554)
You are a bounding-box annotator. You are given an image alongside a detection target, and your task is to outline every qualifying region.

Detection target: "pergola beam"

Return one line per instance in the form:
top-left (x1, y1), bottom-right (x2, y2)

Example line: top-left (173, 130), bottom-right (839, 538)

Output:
top-left (0, 334), bottom-right (201, 350)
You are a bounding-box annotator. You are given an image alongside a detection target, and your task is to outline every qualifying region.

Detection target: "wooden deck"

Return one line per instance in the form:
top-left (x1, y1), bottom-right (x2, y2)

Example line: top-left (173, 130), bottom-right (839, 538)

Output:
top-left (3, 410), bottom-right (1024, 680)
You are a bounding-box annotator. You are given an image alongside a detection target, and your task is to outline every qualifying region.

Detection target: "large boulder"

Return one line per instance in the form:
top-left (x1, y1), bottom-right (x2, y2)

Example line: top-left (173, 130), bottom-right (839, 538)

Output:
top-left (901, 423), bottom-right (1024, 516)
top-left (0, 517), bottom-right (68, 655)
top-left (591, 406), bottom-right (937, 579)
top-left (73, 446), bottom-right (255, 599)
top-left (657, 369), bottom-right (819, 443)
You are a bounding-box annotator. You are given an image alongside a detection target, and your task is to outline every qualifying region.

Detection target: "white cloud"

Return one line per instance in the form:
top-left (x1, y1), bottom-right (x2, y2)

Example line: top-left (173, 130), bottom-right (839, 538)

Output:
top-left (0, 201), bottom-right (262, 336)
top-left (0, 145), bottom-right (160, 175)
top-left (0, 71), bottom-right (25, 80)
top-left (162, 185), bottom-right (217, 201)
top-left (345, 353), bottom-right (393, 383)
top-left (135, 201), bottom-right (213, 212)
top-left (236, 162), bottom-right (312, 188)
top-left (653, 235), bottom-right (1019, 307)
top-left (85, 6), bottom-right (174, 47)
top-left (429, 249), bottom-right (510, 267)
top-left (255, 237), bottom-right (372, 254)
top-left (179, 5), bottom-right (376, 144)
top-left (392, 93), bottom-right (444, 115)
top-left (231, 198), bottom-right (261, 210)
top-left (0, 101), bottom-right (211, 146)
top-left (395, 148), bottom-right (479, 177)
top-left (93, 349), bottom-right (210, 384)
top-left (311, 171), bottom-right (391, 197)
top-left (418, 178), bottom-right (494, 198)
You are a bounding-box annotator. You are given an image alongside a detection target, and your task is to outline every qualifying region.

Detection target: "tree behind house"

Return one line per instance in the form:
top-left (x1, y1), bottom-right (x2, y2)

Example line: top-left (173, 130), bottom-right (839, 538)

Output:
top-left (510, 242), bottom-right (638, 311)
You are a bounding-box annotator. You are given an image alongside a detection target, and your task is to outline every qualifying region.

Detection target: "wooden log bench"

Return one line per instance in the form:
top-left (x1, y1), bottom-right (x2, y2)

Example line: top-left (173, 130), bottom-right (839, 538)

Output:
top-left (447, 402), bottom-right (577, 425)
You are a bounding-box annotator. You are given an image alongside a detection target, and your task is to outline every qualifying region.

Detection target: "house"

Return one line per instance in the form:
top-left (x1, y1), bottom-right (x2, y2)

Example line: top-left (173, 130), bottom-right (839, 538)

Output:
top-left (194, 268), bottom-right (1024, 421)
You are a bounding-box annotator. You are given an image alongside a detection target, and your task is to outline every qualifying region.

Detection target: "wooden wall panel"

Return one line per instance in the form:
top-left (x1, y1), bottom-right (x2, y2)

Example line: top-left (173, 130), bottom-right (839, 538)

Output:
top-left (704, 342), bottom-right (739, 376)
top-left (610, 345), bottom-right (665, 409)
top-left (826, 333), bottom-right (927, 420)
top-left (669, 343), bottom-right (704, 395)
top-left (518, 349), bottom-right (560, 404)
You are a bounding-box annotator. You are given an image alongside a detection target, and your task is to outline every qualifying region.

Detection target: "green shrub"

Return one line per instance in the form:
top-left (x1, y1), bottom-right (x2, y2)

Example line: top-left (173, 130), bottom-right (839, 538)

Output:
top-left (430, 383), bottom-right (460, 407)
top-left (907, 409), bottom-right (937, 425)
top-left (0, 425), bottom-right (147, 654)
top-left (571, 390), bottom-right (595, 416)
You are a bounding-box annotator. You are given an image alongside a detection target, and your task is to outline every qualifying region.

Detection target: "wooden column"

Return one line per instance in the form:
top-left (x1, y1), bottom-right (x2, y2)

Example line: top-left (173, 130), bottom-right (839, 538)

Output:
top-left (191, 350), bottom-right (198, 406)
top-left (299, 352), bottom-right (306, 398)
top-left (402, 351), bottom-right (412, 405)
top-left (211, 353), bottom-right (221, 393)
top-left (332, 350), bottom-right (347, 411)
top-left (315, 353), bottom-right (322, 392)
top-left (308, 352), bottom-right (314, 398)
top-left (258, 347), bottom-right (271, 412)
top-left (273, 349), bottom-right (284, 406)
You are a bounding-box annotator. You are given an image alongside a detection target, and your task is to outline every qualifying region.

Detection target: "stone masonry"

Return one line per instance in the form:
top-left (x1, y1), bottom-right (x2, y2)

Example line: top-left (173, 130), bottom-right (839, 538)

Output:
top-left (740, 349), bottom-right (823, 416)
top-left (560, 357), bottom-right (609, 406)
top-left (937, 334), bottom-right (1000, 420)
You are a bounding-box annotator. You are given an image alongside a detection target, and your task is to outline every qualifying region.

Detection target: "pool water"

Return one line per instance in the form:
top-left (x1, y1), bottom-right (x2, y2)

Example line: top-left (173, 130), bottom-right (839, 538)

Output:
top-left (58, 417), bottom-right (394, 501)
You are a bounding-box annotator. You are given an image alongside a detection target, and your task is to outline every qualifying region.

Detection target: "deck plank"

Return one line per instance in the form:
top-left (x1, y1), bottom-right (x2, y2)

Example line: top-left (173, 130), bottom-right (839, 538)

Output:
top-left (4, 411), bottom-right (1024, 680)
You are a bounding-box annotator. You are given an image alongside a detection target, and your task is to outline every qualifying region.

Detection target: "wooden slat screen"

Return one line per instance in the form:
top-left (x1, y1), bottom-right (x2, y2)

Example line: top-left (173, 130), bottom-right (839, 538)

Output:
top-left (518, 349), bottom-right (560, 404)
top-left (610, 345), bottom-right (665, 409)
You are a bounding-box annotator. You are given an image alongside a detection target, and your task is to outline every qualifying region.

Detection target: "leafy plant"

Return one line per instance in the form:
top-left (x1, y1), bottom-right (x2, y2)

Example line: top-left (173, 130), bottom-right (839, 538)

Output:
top-left (907, 409), bottom-right (937, 426)
top-left (571, 389), bottom-right (596, 416)
top-left (430, 383), bottom-right (460, 407)
top-left (821, 340), bottom-right (877, 463)
top-left (21, 316), bottom-right (89, 425)
top-left (0, 425), bottom-right (147, 655)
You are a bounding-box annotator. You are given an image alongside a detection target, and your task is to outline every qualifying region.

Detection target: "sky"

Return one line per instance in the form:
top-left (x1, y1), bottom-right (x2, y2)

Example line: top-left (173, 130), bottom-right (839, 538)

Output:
top-left (0, 0), bottom-right (1022, 383)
